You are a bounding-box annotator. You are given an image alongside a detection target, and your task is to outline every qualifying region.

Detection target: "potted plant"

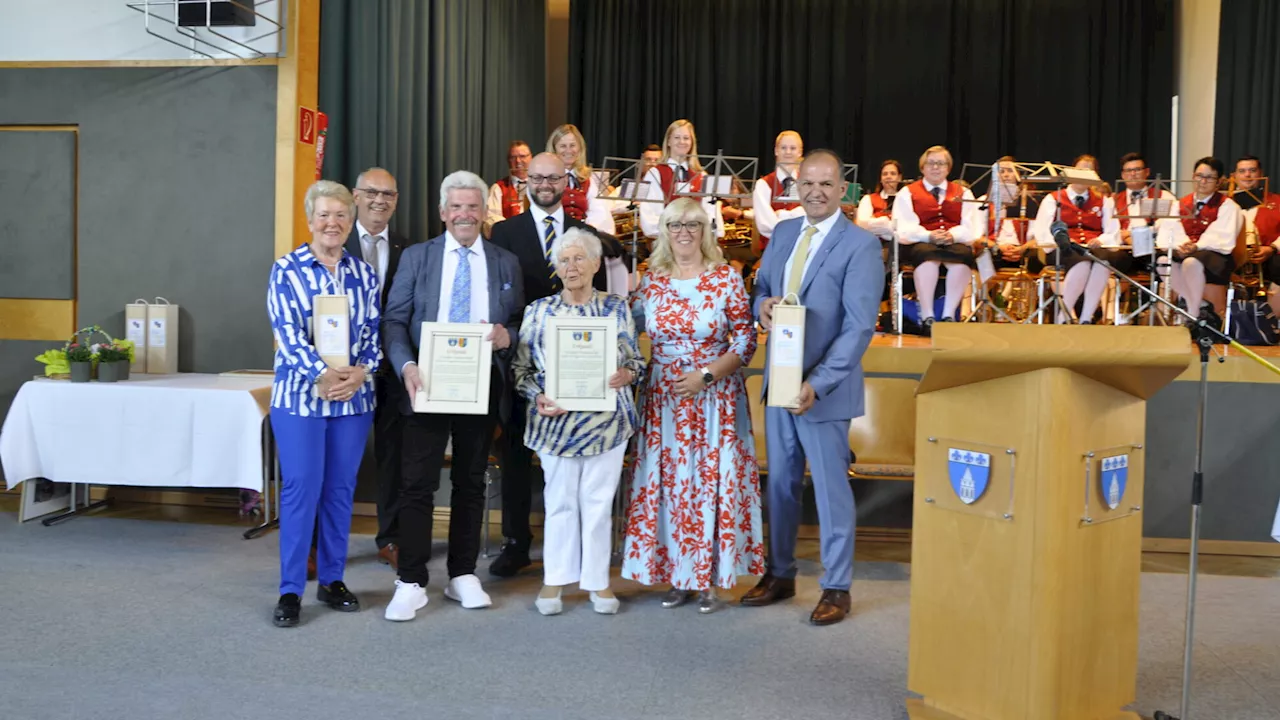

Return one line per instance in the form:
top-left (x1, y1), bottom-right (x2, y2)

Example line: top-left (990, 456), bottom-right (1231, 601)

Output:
top-left (97, 342), bottom-right (130, 382)
top-left (66, 342), bottom-right (93, 383)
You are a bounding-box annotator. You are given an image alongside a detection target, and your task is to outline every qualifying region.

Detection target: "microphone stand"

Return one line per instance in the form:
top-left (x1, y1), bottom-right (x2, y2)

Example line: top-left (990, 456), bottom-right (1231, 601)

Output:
top-left (1068, 244), bottom-right (1280, 720)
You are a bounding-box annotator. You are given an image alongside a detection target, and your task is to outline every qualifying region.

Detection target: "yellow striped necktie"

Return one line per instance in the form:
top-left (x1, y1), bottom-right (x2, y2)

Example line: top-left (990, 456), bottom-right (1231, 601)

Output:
top-left (786, 225), bottom-right (818, 297)
top-left (543, 216), bottom-right (557, 280)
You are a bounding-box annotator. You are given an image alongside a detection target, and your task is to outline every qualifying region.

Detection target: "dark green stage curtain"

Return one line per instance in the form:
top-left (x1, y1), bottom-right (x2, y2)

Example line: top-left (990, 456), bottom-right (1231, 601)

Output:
top-left (1214, 0), bottom-right (1280, 174)
top-left (319, 0), bottom-right (546, 241)
top-left (569, 0), bottom-right (1173, 187)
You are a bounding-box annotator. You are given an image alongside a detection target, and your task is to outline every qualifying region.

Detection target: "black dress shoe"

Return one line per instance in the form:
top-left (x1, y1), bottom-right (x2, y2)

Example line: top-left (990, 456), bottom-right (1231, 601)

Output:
top-left (739, 574), bottom-right (796, 607)
top-left (810, 589), bottom-right (852, 626)
top-left (488, 539), bottom-right (532, 578)
top-left (273, 593), bottom-right (301, 628)
top-left (920, 317), bottom-right (935, 337)
top-left (317, 581), bottom-right (360, 612)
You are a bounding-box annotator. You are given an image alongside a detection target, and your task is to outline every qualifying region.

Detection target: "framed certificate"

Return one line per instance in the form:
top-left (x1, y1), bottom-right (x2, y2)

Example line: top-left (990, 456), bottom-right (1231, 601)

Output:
top-left (413, 322), bottom-right (493, 415)
top-left (545, 316), bottom-right (617, 412)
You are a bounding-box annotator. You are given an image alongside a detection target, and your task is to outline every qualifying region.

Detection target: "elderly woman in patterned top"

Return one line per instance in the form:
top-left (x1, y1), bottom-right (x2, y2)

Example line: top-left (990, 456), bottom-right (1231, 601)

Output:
top-left (512, 227), bottom-right (645, 615)
top-left (266, 180), bottom-right (382, 628)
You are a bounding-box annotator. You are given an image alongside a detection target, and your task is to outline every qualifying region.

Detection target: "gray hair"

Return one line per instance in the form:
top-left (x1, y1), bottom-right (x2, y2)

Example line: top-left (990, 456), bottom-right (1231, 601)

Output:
top-left (304, 180), bottom-right (355, 219)
top-left (551, 227), bottom-right (602, 266)
top-left (438, 170), bottom-right (489, 212)
top-left (354, 166), bottom-right (394, 189)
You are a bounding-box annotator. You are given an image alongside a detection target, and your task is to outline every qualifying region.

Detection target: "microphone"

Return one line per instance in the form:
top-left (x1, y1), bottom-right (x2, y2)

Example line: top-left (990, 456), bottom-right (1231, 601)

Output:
top-left (1050, 220), bottom-right (1086, 256)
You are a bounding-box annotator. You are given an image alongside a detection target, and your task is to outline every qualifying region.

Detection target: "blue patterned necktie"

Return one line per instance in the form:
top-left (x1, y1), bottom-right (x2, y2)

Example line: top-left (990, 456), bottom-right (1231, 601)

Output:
top-left (449, 246), bottom-right (472, 323)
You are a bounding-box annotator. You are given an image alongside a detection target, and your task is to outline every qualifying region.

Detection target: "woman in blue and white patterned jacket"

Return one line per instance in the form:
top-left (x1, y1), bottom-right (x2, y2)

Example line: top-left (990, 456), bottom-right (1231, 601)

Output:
top-left (266, 180), bottom-right (382, 628)
top-left (512, 227), bottom-right (644, 616)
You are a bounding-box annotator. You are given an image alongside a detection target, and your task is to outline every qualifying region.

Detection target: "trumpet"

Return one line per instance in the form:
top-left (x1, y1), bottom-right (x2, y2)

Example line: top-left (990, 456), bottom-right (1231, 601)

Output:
top-left (1003, 256), bottom-right (1037, 322)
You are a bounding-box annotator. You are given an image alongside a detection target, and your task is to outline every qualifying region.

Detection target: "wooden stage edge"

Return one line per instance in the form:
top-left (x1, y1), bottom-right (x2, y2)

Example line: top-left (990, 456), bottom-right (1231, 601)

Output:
top-left (858, 332), bottom-right (1280, 383)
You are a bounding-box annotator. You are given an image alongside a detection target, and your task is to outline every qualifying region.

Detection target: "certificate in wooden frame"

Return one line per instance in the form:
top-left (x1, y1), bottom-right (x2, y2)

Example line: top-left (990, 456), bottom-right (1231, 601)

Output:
top-left (413, 322), bottom-right (493, 415)
top-left (545, 316), bottom-right (617, 412)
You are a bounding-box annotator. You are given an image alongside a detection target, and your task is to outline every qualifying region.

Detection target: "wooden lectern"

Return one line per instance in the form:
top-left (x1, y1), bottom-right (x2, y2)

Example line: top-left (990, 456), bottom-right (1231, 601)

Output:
top-left (906, 324), bottom-right (1189, 720)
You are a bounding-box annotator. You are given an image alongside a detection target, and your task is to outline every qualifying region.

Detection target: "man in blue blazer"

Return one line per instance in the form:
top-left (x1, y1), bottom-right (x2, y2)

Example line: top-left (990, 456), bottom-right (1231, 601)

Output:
top-left (742, 149), bottom-right (884, 626)
top-left (381, 170), bottom-right (525, 621)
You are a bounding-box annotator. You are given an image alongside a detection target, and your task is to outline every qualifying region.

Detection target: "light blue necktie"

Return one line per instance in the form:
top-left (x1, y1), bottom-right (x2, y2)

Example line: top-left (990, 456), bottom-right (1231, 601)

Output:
top-left (449, 246), bottom-right (472, 323)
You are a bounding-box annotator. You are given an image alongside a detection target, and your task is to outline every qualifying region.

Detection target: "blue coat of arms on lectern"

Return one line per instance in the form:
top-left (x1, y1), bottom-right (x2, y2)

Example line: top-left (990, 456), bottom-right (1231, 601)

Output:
top-left (1101, 454), bottom-right (1129, 510)
top-left (948, 448), bottom-right (991, 505)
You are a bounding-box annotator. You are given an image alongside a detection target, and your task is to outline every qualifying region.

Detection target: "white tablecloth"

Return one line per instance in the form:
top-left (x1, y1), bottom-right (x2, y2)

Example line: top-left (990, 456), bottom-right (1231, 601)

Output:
top-left (1, 374), bottom-right (272, 492)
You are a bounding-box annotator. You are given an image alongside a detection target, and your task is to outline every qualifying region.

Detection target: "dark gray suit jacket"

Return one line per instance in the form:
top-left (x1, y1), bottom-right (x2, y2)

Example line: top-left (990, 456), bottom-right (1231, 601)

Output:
top-left (382, 233), bottom-right (525, 420)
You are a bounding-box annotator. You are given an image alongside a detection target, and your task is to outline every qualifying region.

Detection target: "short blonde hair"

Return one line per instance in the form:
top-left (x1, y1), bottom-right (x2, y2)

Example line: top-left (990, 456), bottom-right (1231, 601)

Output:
top-left (304, 180), bottom-right (355, 220)
top-left (647, 197), bottom-right (725, 276)
top-left (661, 119), bottom-right (703, 174)
top-left (918, 145), bottom-right (954, 171)
top-left (547, 124), bottom-right (590, 184)
top-left (775, 129), bottom-right (803, 149)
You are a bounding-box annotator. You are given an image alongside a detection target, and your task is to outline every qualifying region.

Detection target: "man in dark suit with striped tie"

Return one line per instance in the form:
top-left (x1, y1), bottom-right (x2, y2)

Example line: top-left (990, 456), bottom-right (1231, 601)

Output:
top-left (486, 152), bottom-right (624, 577)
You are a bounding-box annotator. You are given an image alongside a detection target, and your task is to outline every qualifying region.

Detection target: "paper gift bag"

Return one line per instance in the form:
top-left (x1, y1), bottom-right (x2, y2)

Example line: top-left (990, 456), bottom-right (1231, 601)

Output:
top-left (125, 298), bottom-right (149, 374)
top-left (767, 301), bottom-right (806, 408)
top-left (145, 297), bottom-right (180, 374)
top-left (311, 294), bottom-right (352, 369)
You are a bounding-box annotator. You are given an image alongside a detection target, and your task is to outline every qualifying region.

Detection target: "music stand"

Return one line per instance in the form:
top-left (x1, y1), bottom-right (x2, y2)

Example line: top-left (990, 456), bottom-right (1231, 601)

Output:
top-left (668, 150), bottom-right (759, 237)
top-left (960, 161), bottom-right (1028, 324)
top-left (1109, 175), bottom-right (1191, 326)
top-left (596, 156), bottom-right (666, 275)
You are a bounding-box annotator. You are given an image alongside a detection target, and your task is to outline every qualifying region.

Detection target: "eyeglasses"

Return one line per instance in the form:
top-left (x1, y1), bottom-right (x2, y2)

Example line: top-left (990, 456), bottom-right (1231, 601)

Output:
top-left (528, 173), bottom-right (566, 185)
top-left (923, 160), bottom-right (949, 168)
top-left (1193, 173), bottom-right (1219, 181)
top-left (666, 221), bottom-right (703, 233)
top-left (1121, 166), bottom-right (1147, 175)
top-left (357, 188), bottom-right (398, 199)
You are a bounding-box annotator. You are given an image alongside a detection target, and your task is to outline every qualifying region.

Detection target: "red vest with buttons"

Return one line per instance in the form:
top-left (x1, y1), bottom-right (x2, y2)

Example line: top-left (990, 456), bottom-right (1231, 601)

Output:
top-left (868, 192), bottom-right (893, 219)
top-left (562, 172), bottom-right (592, 222)
top-left (1053, 189), bottom-right (1105, 242)
top-left (496, 177), bottom-right (527, 219)
top-left (1238, 191), bottom-right (1280, 245)
top-left (762, 171), bottom-right (800, 212)
top-left (1180, 192), bottom-right (1225, 241)
top-left (655, 163), bottom-right (704, 202)
top-left (907, 180), bottom-right (964, 230)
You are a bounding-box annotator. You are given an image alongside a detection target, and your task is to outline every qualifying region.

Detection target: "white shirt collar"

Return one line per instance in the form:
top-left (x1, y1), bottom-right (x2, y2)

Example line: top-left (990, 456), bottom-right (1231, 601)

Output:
top-left (775, 166), bottom-right (795, 182)
top-left (668, 158), bottom-right (689, 171)
top-left (356, 220), bottom-right (389, 243)
top-left (529, 203), bottom-right (565, 229)
top-left (444, 231), bottom-right (485, 257)
top-left (1067, 188), bottom-right (1090, 203)
top-left (802, 209), bottom-right (842, 238)
top-left (924, 179), bottom-right (948, 195)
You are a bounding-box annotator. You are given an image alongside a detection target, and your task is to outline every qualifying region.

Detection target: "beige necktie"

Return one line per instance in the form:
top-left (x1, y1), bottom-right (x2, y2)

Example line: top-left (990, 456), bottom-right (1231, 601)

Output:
top-left (786, 226), bottom-right (818, 297)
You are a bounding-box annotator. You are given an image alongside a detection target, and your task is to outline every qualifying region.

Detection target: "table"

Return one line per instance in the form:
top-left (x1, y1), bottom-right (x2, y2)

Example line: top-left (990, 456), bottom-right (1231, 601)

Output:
top-left (0, 373), bottom-right (279, 537)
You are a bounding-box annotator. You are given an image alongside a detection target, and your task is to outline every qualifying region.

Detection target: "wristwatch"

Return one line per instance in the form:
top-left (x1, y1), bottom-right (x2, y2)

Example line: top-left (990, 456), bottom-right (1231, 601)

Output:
top-left (700, 367), bottom-right (714, 386)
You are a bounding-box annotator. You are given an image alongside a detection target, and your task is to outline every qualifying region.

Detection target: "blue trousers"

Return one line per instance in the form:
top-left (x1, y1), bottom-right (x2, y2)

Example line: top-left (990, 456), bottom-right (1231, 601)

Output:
top-left (271, 409), bottom-right (374, 596)
top-left (764, 407), bottom-right (856, 590)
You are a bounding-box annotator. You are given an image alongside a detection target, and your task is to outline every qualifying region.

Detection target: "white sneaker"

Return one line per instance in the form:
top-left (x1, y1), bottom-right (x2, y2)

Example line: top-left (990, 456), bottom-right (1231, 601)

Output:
top-left (384, 580), bottom-right (428, 621)
top-left (444, 574), bottom-right (492, 609)
top-left (590, 591), bottom-right (620, 615)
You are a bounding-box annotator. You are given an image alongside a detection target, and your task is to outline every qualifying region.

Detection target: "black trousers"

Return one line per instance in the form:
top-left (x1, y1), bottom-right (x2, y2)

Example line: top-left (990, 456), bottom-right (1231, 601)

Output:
top-left (395, 404), bottom-right (497, 586)
top-left (496, 400), bottom-right (537, 549)
top-left (373, 372), bottom-right (408, 549)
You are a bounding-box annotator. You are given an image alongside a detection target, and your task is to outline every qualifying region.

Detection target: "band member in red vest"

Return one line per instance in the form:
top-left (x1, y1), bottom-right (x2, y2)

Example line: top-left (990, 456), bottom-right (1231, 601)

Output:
top-left (1114, 152), bottom-right (1176, 245)
top-left (1156, 156), bottom-right (1242, 327)
top-left (856, 159), bottom-right (903, 250)
top-left (892, 145), bottom-right (980, 334)
top-left (1034, 155), bottom-right (1123, 323)
top-left (1233, 155), bottom-right (1280, 306)
top-left (485, 140), bottom-right (533, 236)
top-left (753, 130), bottom-right (806, 246)
top-left (639, 118), bottom-right (725, 240)
top-left (979, 157), bottom-right (1041, 272)
top-left (547, 124), bottom-right (615, 235)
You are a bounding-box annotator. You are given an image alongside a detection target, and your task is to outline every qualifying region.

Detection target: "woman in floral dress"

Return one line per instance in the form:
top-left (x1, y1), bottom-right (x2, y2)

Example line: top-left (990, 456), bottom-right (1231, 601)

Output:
top-left (621, 197), bottom-right (764, 613)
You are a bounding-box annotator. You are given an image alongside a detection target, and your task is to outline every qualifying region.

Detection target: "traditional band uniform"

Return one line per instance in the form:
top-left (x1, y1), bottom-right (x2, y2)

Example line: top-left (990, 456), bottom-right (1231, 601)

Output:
top-left (1156, 191), bottom-right (1243, 287)
top-left (486, 176), bottom-right (529, 231)
top-left (563, 170), bottom-right (617, 236)
top-left (892, 179), bottom-right (981, 323)
top-left (639, 160), bottom-right (726, 239)
top-left (1233, 188), bottom-right (1280, 287)
top-left (753, 168), bottom-right (805, 248)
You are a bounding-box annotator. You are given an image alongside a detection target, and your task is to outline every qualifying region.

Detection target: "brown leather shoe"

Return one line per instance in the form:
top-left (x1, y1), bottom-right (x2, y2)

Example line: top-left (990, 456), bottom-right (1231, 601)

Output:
top-left (306, 547), bottom-right (317, 581)
top-left (809, 589), bottom-right (852, 626)
top-left (378, 543), bottom-right (399, 571)
top-left (739, 574), bottom-right (796, 607)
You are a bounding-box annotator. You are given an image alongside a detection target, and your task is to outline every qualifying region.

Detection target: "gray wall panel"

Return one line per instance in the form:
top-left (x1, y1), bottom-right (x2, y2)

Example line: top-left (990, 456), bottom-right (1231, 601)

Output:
top-left (0, 67), bottom-right (277, 378)
top-left (0, 130), bottom-right (75, 299)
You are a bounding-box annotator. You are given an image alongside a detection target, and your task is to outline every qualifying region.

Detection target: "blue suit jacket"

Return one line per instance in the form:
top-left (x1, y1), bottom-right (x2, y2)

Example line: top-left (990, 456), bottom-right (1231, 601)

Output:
top-left (382, 234), bottom-right (526, 419)
top-left (752, 213), bottom-right (883, 422)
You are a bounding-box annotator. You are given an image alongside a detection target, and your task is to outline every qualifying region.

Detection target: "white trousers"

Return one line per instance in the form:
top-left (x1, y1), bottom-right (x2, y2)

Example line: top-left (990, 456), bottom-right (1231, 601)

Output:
top-left (537, 443), bottom-right (626, 591)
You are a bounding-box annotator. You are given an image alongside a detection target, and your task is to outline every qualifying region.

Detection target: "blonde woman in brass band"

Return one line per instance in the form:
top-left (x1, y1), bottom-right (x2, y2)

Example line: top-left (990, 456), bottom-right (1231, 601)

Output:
top-left (547, 123), bottom-right (615, 235)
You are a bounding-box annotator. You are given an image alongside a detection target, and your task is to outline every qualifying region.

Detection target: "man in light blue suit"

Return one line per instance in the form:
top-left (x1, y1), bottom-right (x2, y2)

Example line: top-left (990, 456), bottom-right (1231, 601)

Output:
top-left (381, 170), bottom-right (525, 622)
top-left (741, 149), bottom-right (884, 626)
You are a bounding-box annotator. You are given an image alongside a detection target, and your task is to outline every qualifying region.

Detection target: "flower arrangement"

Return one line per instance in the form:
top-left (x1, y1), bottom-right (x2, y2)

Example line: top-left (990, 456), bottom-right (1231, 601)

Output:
top-left (96, 341), bottom-right (132, 363)
top-left (34, 325), bottom-right (134, 380)
top-left (65, 342), bottom-right (93, 363)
